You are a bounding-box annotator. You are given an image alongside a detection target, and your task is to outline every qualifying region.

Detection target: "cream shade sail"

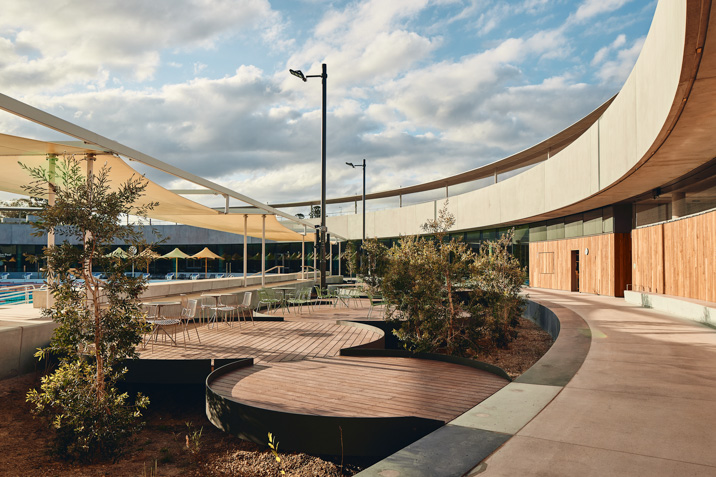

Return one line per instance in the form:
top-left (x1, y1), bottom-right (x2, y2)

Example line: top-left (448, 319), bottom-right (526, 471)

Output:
top-left (0, 133), bottom-right (306, 242)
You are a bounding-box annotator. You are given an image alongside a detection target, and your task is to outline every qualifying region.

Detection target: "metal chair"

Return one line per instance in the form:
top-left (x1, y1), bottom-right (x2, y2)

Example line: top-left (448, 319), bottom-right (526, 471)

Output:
top-left (213, 294), bottom-right (238, 327)
top-left (180, 299), bottom-right (201, 344)
top-left (235, 291), bottom-right (255, 326)
top-left (287, 287), bottom-right (314, 314)
top-left (258, 288), bottom-right (280, 313)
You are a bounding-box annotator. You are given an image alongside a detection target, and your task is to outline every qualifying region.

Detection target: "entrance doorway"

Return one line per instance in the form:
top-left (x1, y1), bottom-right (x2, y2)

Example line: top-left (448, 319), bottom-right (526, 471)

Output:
top-left (570, 250), bottom-right (580, 292)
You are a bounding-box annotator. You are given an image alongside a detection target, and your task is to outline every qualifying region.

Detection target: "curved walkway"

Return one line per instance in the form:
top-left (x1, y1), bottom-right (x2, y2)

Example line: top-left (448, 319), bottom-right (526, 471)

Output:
top-left (477, 289), bottom-right (716, 476)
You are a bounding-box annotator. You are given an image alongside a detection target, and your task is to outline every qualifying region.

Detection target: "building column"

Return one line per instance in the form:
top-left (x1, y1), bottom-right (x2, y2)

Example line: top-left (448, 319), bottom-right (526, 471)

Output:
top-left (672, 192), bottom-right (686, 219)
top-left (261, 215), bottom-right (266, 287)
top-left (243, 214), bottom-right (248, 285)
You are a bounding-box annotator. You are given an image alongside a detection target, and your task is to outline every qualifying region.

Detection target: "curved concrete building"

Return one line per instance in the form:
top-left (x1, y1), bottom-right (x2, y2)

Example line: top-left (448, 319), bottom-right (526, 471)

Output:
top-left (316, 0), bottom-right (716, 303)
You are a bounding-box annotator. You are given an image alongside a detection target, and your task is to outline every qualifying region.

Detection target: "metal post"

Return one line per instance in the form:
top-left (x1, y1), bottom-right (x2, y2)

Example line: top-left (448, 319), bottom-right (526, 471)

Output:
top-left (338, 241), bottom-right (341, 276)
top-left (320, 63), bottom-right (327, 292)
top-left (261, 215), bottom-right (266, 287)
top-left (243, 214), bottom-right (248, 285)
top-left (301, 228), bottom-right (305, 280)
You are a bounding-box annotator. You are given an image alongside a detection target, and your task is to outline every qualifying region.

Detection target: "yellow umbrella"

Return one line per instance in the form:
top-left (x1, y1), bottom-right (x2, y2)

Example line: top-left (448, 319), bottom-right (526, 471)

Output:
top-left (105, 247), bottom-right (129, 259)
top-left (139, 249), bottom-right (161, 274)
top-left (160, 248), bottom-right (190, 277)
top-left (190, 247), bottom-right (224, 277)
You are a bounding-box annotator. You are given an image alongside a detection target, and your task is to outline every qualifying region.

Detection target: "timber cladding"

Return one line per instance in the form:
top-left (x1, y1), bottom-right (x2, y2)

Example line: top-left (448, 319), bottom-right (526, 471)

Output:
top-left (632, 209), bottom-right (716, 302)
top-left (529, 233), bottom-right (632, 297)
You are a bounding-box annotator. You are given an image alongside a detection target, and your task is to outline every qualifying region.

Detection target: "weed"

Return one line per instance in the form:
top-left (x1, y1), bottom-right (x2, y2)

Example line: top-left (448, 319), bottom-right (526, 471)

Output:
top-left (268, 432), bottom-right (285, 475)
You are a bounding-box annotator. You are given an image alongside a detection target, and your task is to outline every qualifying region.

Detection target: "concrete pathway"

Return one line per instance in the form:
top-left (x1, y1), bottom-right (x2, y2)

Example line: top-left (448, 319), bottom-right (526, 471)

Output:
top-left (476, 288), bottom-right (716, 476)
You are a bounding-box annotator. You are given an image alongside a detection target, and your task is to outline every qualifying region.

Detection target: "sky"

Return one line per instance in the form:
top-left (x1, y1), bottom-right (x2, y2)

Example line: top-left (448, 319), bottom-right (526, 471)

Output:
top-left (0, 0), bottom-right (657, 215)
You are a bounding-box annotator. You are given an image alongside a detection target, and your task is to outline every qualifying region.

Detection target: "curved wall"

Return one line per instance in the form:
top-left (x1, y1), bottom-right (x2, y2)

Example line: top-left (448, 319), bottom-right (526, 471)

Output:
top-left (326, 0), bottom-right (697, 239)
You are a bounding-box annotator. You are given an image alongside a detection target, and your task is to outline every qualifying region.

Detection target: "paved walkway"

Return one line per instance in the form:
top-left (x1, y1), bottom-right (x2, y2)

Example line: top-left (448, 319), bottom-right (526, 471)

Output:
top-left (476, 288), bottom-right (716, 476)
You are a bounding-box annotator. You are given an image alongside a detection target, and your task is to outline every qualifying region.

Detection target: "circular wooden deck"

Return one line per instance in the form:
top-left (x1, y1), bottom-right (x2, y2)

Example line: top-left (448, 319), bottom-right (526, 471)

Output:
top-left (210, 355), bottom-right (509, 421)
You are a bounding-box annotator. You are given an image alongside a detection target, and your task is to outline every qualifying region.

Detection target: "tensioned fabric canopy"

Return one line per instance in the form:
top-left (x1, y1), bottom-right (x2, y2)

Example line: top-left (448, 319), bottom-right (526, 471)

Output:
top-left (0, 133), bottom-right (305, 242)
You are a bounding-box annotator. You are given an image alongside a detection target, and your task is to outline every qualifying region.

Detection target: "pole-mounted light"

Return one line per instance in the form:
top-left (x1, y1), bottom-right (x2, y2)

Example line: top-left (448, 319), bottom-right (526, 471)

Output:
top-left (290, 64), bottom-right (328, 291)
top-left (346, 159), bottom-right (366, 272)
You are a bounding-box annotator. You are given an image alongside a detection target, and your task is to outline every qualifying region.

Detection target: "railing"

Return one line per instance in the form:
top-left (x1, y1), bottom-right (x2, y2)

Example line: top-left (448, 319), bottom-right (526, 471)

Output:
top-left (0, 284), bottom-right (43, 305)
top-left (247, 265), bottom-right (285, 278)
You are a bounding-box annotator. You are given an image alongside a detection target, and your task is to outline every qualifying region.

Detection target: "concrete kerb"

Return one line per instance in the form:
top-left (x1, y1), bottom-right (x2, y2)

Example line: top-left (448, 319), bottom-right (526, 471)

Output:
top-left (624, 290), bottom-right (716, 327)
top-left (356, 297), bottom-right (591, 477)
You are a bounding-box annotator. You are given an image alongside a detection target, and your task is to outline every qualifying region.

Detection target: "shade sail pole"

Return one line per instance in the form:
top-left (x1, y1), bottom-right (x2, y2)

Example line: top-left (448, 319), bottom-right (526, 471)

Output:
top-left (301, 227), bottom-right (305, 280)
top-left (243, 214), bottom-right (248, 285)
top-left (261, 215), bottom-right (266, 287)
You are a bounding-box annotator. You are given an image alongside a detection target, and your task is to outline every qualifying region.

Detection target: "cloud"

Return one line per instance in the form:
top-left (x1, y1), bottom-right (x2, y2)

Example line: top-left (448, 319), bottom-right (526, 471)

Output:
top-left (595, 36), bottom-right (644, 84)
top-left (591, 34), bottom-right (626, 65)
top-left (572, 0), bottom-right (632, 23)
top-left (0, 0), bottom-right (282, 94)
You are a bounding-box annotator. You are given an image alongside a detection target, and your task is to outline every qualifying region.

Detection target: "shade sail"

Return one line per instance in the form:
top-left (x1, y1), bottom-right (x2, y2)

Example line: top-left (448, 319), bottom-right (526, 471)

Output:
top-left (0, 133), bottom-right (306, 242)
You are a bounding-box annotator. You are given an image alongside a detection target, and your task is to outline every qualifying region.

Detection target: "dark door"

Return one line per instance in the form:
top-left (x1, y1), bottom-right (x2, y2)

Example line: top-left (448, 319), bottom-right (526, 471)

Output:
top-left (570, 250), bottom-right (580, 292)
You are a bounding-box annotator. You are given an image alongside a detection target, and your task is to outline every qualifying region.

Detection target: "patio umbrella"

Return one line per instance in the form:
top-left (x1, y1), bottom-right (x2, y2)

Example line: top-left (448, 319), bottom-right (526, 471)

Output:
top-left (105, 247), bottom-right (128, 259)
top-left (160, 247), bottom-right (190, 277)
top-left (139, 249), bottom-right (161, 274)
top-left (190, 247), bottom-right (224, 277)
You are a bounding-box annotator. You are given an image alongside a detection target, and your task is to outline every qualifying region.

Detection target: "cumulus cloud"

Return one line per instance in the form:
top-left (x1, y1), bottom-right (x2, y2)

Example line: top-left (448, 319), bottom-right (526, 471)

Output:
top-left (595, 36), bottom-right (645, 84)
top-left (572, 0), bottom-right (633, 23)
top-left (0, 0), bottom-right (282, 94)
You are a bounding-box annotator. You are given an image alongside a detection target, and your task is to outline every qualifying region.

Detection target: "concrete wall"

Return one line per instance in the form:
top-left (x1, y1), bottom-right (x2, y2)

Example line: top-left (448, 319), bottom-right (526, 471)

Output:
top-left (0, 320), bottom-right (56, 380)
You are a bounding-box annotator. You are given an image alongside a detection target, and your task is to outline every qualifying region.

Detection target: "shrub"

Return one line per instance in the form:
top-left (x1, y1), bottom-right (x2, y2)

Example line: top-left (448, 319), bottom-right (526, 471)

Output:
top-left (365, 204), bottom-right (525, 357)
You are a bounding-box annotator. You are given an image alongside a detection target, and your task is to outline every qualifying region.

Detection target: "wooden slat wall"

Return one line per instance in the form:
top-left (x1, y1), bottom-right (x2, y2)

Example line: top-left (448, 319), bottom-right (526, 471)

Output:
top-left (529, 233), bottom-right (631, 297)
top-left (633, 209), bottom-right (716, 302)
top-left (631, 224), bottom-right (665, 294)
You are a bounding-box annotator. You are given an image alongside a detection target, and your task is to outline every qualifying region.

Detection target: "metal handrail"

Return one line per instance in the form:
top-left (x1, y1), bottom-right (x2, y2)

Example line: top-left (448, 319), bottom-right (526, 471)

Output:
top-left (0, 284), bottom-right (39, 305)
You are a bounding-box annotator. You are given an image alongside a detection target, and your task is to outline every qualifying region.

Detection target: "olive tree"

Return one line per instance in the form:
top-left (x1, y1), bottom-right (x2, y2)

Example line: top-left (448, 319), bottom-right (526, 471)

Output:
top-left (23, 155), bottom-right (158, 460)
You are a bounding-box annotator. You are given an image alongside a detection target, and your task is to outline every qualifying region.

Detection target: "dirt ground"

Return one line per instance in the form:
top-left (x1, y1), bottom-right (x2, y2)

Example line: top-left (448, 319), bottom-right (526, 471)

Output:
top-left (0, 317), bottom-right (552, 476)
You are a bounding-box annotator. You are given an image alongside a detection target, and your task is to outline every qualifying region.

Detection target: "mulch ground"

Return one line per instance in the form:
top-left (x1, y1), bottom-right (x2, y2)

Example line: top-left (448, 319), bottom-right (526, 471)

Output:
top-left (0, 317), bottom-right (552, 476)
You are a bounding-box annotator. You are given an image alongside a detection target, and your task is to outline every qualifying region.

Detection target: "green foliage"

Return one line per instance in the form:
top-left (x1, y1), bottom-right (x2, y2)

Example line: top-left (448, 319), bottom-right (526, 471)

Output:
top-left (22, 155), bottom-right (158, 461)
top-left (341, 241), bottom-right (359, 278)
top-left (308, 205), bottom-right (321, 219)
top-left (364, 204), bottom-right (526, 357)
top-left (25, 359), bottom-right (149, 459)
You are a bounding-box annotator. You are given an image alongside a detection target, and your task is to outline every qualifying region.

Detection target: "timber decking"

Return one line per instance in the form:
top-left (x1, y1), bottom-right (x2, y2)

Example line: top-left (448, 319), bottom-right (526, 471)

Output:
top-left (210, 356), bottom-right (509, 421)
top-left (136, 320), bottom-right (383, 363)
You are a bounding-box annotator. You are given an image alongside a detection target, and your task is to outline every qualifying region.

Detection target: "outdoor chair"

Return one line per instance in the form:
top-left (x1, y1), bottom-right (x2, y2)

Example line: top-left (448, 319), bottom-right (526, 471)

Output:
top-left (213, 294), bottom-right (238, 327)
top-left (199, 295), bottom-right (216, 325)
top-left (190, 273), bottom-right (200, 280)
top-left (165, 272), bottom-right (174, 280)
top-left (257, 288), bottom-right (281, 313)
top-left (315, 286), bottom-right (336, 307)
top-left (0, 273), bottom-right (8, 280)
top-left (180, 299), bottom-right (201, 344)
top-left (235, 291), bottom-right (255, 326)
top-left (287, 287), bottom-right (314, 314)
top-left (142, 303), bottom-right (181, 349)
top-left (366, 289), bottom-right (387, 318)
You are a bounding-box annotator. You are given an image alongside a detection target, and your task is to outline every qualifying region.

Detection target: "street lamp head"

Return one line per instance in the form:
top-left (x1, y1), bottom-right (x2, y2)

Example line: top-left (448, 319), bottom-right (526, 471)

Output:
top-left (289, 69), bottom-right (307, 82)
top-left (346, 162), bottom-right (355, 168)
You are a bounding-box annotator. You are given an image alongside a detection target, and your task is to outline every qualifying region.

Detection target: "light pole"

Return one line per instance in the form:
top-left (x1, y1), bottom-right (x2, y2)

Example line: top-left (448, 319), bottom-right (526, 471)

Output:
top-left (290, 64), bottom-right (328, 291)
top-left (346, 159), bottom-right (366, 271)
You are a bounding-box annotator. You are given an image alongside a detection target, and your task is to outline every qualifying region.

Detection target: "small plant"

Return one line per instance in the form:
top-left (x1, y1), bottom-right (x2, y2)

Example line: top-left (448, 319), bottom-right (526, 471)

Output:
top-left (185, 421), bottom-right (203, 455)
top-left (143, 460), bottom-right (158, 477)
top-left (268, 432), bottom-right (285, 475)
